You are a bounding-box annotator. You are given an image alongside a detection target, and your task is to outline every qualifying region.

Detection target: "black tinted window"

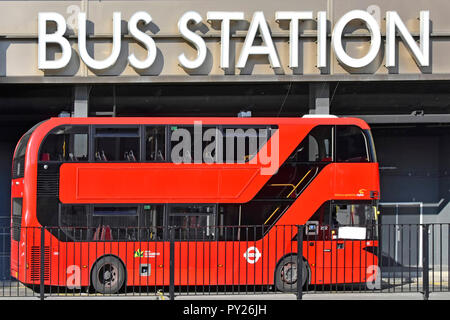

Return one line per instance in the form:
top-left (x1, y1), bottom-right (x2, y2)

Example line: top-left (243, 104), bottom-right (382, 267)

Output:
top-left (336, 126), bottom-right (369, 162)
top-left (40, 126), bottom-right (89, 162)
top-left (289, 126), bottom-right (333, 162)
top-left (167, 204), bottom-right (216, 240)
top-left (169, 125), bottom-right (276, 164)
top-left (94, 127), bottom-right (140, 162)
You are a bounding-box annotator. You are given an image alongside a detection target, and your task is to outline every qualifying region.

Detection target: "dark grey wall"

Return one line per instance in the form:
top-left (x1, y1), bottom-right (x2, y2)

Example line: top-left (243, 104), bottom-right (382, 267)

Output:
top-left (372, 125), bottom-right (450, 267)
top-left (373, 125), bottom-right (450, 222)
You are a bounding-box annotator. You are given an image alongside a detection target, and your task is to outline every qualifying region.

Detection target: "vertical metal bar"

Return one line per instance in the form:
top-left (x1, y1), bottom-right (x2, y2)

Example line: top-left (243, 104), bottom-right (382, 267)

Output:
top-left (422, 224), bottom-right (429, 300)
top-left (49, 228), bottom-right (53, 297)
top-left (432, 224), bottom-right (435, 293)
top-left (22, 228), bottom-right (27, 295)
top-left (253, 225), bottom-right (256, 295)
top-left (377, 224), bottom-right (382, 293)
top-left (246, 227), bottom-right (248, 294)
top-left (266, 226), bottom-right (270, 294)
top-left (125, 228), bottom-right (128, 296)
top-left (417, 223), bottom-right (420, 293)
top-left (290, 226), bottom-right (293, 292)
top-left (169, 227), bottom-right (175, 301)
top-left (274, 225), bottom-right (277, 293)
top-left (231, 226), bottom-right (234, 295)
top-left (202, 227), bottom-right (205, 295)
top-left (408, 224), bottom-right (412, 292)
top-left (238, 226), bottom-right (241, 294)
top-left (224, 225), bottom-right (228, 294)
top-left (358, 236), bottom-right (361, 293)
top-left (187, 226), bottom-right (190, 295)
top-left (207, 228), bottom-right (210, 295)
top-left (195, 227), bottom-right (198, 295)
top-left (138, 227), bottom-right (142, 296)
top-left (260, 226), bottom-right (263, 294)
top-left (400, 224), bottom-right (403, 292)
top-left (39, 227), bottom-right (45, 301)
top-left (178, 228), bottom-right (181, 296)
top-left (297, 225), bottom-right (304, 300)
top-left (440, 224), bottom-right (443, 292)
top-left (2, 227), bottom-right (5, 297)
top-left (387, 224), bottom-right (391, 292)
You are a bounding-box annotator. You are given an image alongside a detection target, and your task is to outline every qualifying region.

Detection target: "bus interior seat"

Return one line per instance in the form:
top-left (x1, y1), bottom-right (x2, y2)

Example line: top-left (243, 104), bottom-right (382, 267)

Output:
top-left (41, 153), bottom-right (50, 161)
top-left (93, 226), bottom-right (101, 240)
top-left (68, 153), bottom-right (79, 161)
top-left (124, 150), bottom-right (137, 161)
top-left (129, 150), bottom-right (136, 161)
top-left (157, 150), bottom-right (164, 161)
top-left (93, 225), bottom-right (113, 241)
top-left (101, 226), bottom-right (112, 240)
top-left (95, 150), bottom-right (108, 161)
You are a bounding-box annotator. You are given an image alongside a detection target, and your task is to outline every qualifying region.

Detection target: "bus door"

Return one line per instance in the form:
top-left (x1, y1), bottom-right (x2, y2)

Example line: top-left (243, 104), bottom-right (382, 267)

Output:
top-left (331, 202), bottom-right (378, 284)
top-left (305, 201), bottom-right (378, 285)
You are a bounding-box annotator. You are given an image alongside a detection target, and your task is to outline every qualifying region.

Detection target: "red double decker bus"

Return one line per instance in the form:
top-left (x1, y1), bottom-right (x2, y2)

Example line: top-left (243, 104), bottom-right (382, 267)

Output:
top-left (10, 116), bottom-right (379, 293)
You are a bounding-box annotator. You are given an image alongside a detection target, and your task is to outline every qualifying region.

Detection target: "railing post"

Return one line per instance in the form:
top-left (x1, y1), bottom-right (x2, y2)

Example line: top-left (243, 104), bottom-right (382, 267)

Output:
top-left (297, 225), bottom-right (304, 300)
top-left (40, 226), bottom-right (45, 301)
top-left (422, 224), bottom-right (429, 300)
top-left (169, 227), bottom-right (175, 301)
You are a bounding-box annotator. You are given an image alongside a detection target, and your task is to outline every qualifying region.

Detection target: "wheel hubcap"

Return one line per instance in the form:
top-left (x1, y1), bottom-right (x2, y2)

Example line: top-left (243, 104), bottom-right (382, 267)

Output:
top-left (281, 262), bottom-right (297, 284)
top-left (98, 264), bottom-right (118, 288)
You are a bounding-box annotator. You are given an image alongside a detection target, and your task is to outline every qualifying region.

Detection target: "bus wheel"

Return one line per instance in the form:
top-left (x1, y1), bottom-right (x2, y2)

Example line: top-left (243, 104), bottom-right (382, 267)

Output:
top-left (275, 255), bottom-right (307, 292)
top-left (91, 256), bottom-right (125, 294)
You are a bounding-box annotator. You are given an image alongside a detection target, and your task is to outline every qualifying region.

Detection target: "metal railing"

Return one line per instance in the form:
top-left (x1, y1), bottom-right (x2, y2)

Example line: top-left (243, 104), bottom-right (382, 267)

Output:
top-left (0, 223), bottom-right (449, 300)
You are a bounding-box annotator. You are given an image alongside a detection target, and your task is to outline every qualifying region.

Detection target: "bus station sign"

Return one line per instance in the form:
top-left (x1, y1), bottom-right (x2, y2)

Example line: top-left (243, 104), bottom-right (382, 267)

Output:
top-left (37, 9), bottom-right (430, 71)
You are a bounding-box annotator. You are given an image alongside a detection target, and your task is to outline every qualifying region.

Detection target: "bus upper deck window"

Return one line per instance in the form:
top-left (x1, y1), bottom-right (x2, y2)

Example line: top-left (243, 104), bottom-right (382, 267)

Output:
top-left (39, 126), bottom-right (89, 162)
top-left (336, 126), bottom-right (370, 163)
top-left (94, 127), bottom-right (140, 162)
top-left (291, 126), bottom-right (333, 162)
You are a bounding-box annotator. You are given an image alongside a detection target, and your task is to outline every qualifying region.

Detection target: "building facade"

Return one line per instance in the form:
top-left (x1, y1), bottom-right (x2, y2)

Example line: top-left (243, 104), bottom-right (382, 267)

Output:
top-left (1, 0), bottom-right (450, 277)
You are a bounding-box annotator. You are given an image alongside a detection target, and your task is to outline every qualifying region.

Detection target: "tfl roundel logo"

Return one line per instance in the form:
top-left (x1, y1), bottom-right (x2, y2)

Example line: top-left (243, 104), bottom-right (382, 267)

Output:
top-left (243, 246), bottom-right (262, 264)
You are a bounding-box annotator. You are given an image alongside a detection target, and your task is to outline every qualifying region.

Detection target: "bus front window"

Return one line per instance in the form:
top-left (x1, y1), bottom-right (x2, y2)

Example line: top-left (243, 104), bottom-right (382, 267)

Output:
top-left (333, 203), bottom-right (377, 240)
top-left (307, 201), bottom-right (378, 240)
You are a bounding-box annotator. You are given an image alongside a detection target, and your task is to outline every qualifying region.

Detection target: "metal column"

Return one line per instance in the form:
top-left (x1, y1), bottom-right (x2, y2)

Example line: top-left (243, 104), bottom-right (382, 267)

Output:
top-left (73, 85), bottom-right (89, 117)
top-left (308, 83), bottom-right (330, 115)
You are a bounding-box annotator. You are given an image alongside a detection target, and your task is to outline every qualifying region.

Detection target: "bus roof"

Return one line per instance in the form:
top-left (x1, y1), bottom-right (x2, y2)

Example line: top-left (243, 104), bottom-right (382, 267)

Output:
top-left (37, 116), bottom-right (371, 130)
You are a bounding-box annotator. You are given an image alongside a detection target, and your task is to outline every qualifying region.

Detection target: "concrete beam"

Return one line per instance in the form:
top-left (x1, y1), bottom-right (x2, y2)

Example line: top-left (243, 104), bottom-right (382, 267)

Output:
top-left (73, 85), bottom-right (89, 117)
top-left (309, 82), bottom-right (330, 115)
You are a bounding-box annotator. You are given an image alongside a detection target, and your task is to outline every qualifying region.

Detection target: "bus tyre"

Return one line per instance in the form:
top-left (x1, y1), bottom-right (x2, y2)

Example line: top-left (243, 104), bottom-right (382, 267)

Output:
top-left (91, 256), bottom-right (125, 294)
top-left (275, 255), bottom-right (307, 292)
